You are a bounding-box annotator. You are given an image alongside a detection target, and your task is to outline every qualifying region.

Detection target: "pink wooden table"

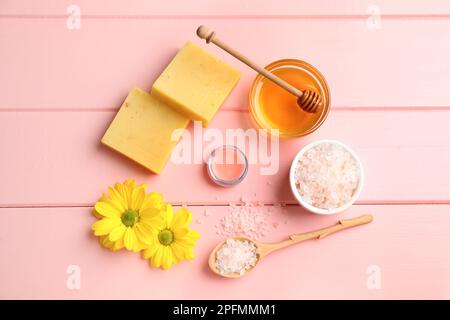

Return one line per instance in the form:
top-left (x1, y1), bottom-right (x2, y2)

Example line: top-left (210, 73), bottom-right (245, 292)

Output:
top-left (1, 0), bottom-right (450, 299)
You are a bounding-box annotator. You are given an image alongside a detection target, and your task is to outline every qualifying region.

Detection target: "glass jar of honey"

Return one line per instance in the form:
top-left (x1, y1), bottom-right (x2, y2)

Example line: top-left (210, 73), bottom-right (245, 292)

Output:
top-left (249, 59), bottom-right (330, 138)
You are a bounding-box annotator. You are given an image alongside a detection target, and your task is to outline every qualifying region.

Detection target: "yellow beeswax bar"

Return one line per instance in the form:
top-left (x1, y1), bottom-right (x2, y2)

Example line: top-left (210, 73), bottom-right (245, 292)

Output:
top-left (151, 41), bottom-right (240, 126)
top-left (101, 88), bottom-right (189, 174)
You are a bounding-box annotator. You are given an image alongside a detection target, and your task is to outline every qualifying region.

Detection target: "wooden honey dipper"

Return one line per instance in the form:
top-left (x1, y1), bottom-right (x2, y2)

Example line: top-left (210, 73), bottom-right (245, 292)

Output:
top-left (197, 25), bottom-right (322, 113)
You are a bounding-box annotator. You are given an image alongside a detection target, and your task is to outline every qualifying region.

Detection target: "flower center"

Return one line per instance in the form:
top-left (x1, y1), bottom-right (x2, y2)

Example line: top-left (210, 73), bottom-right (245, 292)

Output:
top-left (158, 229), bottom-right (174, 246)
top-left (121, 209), bottom-right (138, 227)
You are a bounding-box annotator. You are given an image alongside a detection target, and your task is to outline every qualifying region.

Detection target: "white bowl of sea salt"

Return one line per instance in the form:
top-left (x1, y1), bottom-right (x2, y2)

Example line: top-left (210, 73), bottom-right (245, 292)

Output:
top-left (289, 140), bottom-right (364, 215)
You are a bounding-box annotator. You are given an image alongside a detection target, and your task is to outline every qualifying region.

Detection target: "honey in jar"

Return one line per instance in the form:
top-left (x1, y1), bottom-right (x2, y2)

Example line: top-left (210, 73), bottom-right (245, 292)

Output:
top-left (249, 59), bottom-right (330, 138)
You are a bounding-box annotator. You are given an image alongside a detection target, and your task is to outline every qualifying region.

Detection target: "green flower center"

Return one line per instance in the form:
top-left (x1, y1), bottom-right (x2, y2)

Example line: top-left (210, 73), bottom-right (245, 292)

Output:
top-left (158, 229), bottom-right (174, 246)
top-left (121, 209), bottom-right (138, 227)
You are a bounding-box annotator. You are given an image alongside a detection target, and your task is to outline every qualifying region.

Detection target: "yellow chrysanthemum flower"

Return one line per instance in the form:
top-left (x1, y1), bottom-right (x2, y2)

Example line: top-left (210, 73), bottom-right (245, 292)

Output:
top-left (92, 179), bottom-right (163, 252)
top-left (142, 205), bottom-right (200, 270)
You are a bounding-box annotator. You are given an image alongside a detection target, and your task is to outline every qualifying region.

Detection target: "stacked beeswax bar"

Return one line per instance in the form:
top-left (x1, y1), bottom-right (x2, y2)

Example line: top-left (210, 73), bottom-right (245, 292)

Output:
top-left (101, 42), bottom-right (240, 174)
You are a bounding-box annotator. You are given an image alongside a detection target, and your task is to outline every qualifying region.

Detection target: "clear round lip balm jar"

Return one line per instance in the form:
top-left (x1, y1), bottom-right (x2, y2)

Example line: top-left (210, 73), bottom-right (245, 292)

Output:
top-left (207, 145), bottom-right (248, 187)
top-left (249, 59), bottom-right (330, 138)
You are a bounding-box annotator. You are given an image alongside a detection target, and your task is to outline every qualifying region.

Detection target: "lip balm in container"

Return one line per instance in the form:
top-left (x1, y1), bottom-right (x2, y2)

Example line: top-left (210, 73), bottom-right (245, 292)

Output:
top-left (207, 145), bottom-right (248, 187)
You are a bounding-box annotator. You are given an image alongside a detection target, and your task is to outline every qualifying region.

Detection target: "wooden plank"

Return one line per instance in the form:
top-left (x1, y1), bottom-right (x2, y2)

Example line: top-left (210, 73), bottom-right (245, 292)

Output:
top-left (2, 0), bottom-right (450, 16)
top-left (1, 205), bottom-right (449, 299)
top-left (1, 19), bottom-right (450, 110)
top-left (1, 110), bottom-right (450, 206)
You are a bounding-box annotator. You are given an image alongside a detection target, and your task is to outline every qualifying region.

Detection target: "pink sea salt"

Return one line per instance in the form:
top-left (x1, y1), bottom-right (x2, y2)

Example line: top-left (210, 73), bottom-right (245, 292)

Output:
top-left (215, 199), bottom-right (271, 240)
top-left (215, 239), bottom-right (258, 276)
top-left (295, 142), bottom-right (360, 210)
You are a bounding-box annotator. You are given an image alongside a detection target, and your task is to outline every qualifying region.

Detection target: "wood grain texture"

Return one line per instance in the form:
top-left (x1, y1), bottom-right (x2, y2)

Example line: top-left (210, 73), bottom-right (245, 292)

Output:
top-left (1, 110), bottom-right (450, 206)
top-left (1, 205), bottom-right (449, 299)
top-left (1, 19), bottom-right (450, 110)
top-left (1, 0), bottom-right (449, 300)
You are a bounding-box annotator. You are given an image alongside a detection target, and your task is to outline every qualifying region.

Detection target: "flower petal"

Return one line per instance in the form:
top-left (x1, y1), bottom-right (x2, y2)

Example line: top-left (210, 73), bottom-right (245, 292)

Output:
top-left (131, 187), bottom-right (145, 211)
top-left (113, 236), bottom-right (125, 251)
top-left (150, 246), bottom-right (164, 268)
top-left (134, 223), bottom-right (153, 246)
top-left (92, 217), bottom-right (121, 236)
top-left (185, 249), bottom-right (195, 260)
top-left (140, 207), bottom-right (161, 219)
top-left (141, 192), bottom-right (163, 210)
top-left (124, 180), bottom-right (136, 206)
top-left (114, 182), bottom-right (129, 209)
top-left (161, 204), bottom-right (173, 228)
top-left (124, 227), bottom-right (137, 251)
top-left (173, 233), bottom-right (198, 248)
top-left (99, 236), bottom-right (114, 251)
top-left (137, 221), bottom-right (154, 234)
top-left (161, 247), bottom-right (174, 270)
top-left (109, 224), bottom-right (126, 242)
top-left (138, 182), bottom-right (148, 190)
top-left (100, 234), bottom-right (124, 252)
top-left (173, 227), bottom-right (189, 239)
top-left (142, 243), bottom-right (159, 259)
top-left (92, 209), bottom-right (103, 219)
top-left (107, 187), bottom-right (126, 212)
top-left (124, 179), bottom-right (136, 190)
top-left (187, 229), bottom-right (200, 240)
top-left (170, 242), bottom-right (185, 261)
top-left (170, 207), bottom-right (192, 229)
top-left (101, 195), bottom-right (124, 213)
top-left (94, 201), bottom-right (121, 218)
top-left (140, 208), bottom-right (163, 228)
top-left (174, 228), bottom-right (199, 241)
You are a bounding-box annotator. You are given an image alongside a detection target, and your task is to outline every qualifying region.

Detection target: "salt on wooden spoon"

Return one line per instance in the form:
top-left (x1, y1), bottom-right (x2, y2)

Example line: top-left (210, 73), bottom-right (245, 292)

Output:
top-left (208, 214), bottom-right (373, 278)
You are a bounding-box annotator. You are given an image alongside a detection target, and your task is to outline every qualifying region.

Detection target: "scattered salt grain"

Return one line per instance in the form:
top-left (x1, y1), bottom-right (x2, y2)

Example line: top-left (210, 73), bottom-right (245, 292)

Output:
top-left (295, 142), bottom-right (360, 210)
top-left (240, 196), bottom-right (250, 206)
top-left (215, 239), bottom-right (258, 276)
top-left (216, 199), bottom-right (272, 240)
top-left (203, 209), bottom-right (212, 217)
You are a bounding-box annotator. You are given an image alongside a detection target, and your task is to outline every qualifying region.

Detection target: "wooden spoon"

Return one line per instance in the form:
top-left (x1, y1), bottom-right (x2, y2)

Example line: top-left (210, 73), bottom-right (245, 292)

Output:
top-left (208, 214), bottom-right (373, 278)
top-left (196, 25), bottom-right (323, 113)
